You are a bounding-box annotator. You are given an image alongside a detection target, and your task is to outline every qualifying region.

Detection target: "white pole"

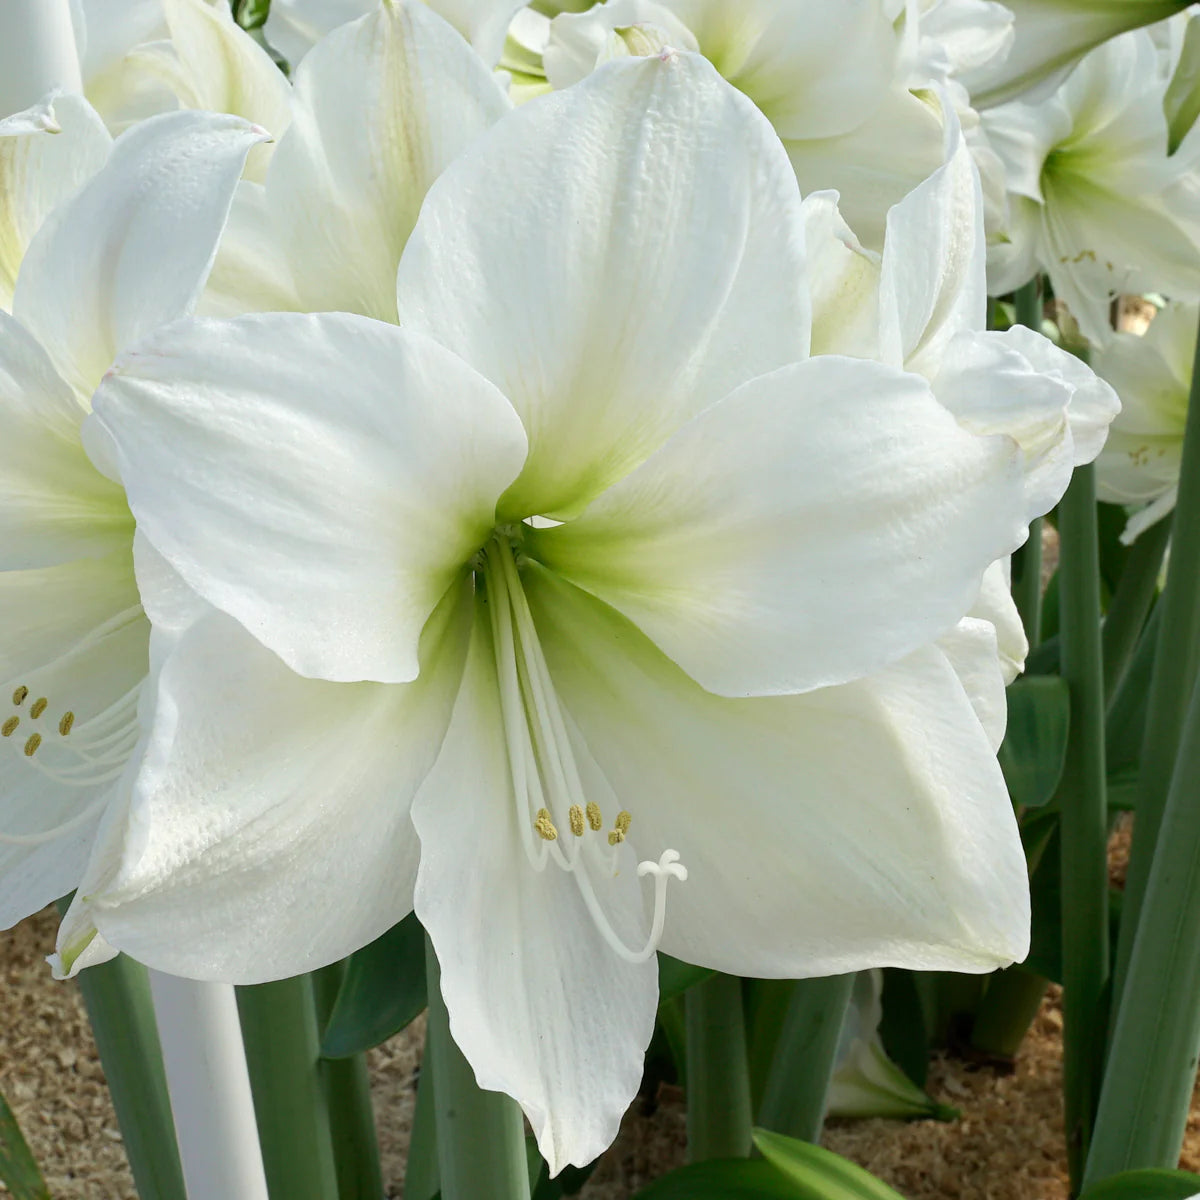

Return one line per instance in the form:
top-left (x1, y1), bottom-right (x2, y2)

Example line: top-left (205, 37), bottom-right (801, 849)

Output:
top-left (0, 0), bottom-right (83, 117)
top-left (148, 972), bottom-right (270, 1200)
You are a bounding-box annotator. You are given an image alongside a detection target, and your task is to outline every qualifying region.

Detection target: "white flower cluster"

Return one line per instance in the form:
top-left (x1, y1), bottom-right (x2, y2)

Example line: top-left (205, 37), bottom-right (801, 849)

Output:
top-left (4, 0), bottom-right (1191, 1171)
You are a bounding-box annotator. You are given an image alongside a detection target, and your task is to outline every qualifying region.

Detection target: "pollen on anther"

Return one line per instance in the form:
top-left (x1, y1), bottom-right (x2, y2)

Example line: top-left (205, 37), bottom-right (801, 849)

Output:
top-left (23, 733), bottom-right (42, 757)
top-left (1, 716), bottom-right (18, 737)
top-left (11, 686), bottom-right (28, 706)
top-left (568, 805), bottom-right (584, 837)
top-left (29, 697), bottom-right (48, 719)
top-left (615, 811), bottom-right (632, 834)
top-left (58, 712), bottom-right (75, 737)
top-left (535, 808), bottom-right (559, 841)
top-left (608, 828), bottom-right (626, 847)
top-left (586, 801), bottom-right (603, 831)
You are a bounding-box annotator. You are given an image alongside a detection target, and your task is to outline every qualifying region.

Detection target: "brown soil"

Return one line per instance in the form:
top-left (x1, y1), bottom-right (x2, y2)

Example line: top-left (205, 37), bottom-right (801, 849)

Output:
top-left (3, 896), bottom-right (1198, 1200)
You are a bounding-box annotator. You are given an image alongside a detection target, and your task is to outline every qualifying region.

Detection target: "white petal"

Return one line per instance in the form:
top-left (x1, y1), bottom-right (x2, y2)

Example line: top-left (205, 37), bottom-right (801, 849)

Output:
top-left (0, 310), bottom-right (130, 570)
top-left (412, 605), bottom-right (658, 1174)
top-left (395, 50), bottom-right (811, 520)
top-left (425, 0), bottom-right (530, 66)
top-left (878, 94), bottom-right (985, 377)
top-left (0, 91), bottom-right (111, 310)
top-left (970, 557), bottom-right (1028, 685)
top-left (91, 586), bottom-right (472, 981)
top-left (527, 568), bottom-right (1031, 976)
top-left (264, 0), bottom-right (510, 321)
top-left (158, 0), bottom-right (293, 182)
top-left (532, 356), bottom-right (1027, 698)
top-left (12, 109), bottom-right (266, 400)
top-left (936, 616), bottom-right (1009, 751)
top-left (91, 312), bottom-right (528, 684)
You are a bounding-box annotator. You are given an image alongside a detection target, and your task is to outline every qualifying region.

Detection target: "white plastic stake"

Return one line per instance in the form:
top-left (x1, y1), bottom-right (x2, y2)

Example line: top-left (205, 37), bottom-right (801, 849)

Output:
top-left (0, 0), bottom-right (82, 117)
top-left (148, 972), bottom-right (270, 1200)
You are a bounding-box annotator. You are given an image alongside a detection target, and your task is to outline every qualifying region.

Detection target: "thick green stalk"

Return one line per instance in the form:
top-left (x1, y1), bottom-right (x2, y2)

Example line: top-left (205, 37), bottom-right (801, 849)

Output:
top-left (1085, 674), bottom-right (1200, 1182)
top-left (1055, 464), bottom-right (1110, 1189)
top-left (1012, 277), bottom-right (1046, 644)
top-left (1101, 515), bottom-right (1172, 705)
top-left (405, 1041), bottom-right (440, 1200)
top-left (423, 937), bottom-right (531, 1200)
top-left (312, 963), bottom-right (384, 1200)
top-left (70, 952), bottom-right (186, 1200)
top-left (685, 973), bottom-right (754, 1161)
top-left (756, 975), bottom-right (855, 1143)
top-left (969, 965), bottom-right (1050, 1061)
top-left (237, 976), bottom-right (340, 1200)
top-left (1113, 310), bottom-right (1200, 1009)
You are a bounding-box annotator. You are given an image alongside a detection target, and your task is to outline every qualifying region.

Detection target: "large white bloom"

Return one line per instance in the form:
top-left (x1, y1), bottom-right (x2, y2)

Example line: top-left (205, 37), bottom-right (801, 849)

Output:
top-left (983, 29), bottom-right (1200, 344)
top-left (538, 0), bottom-right (946, 247)
top-left (0, 110), bottom-right (263, 933)
top-left (77, 52), bottom-right (1046, 1171)
top-left (1094, 300), bottom-right (1196, 542)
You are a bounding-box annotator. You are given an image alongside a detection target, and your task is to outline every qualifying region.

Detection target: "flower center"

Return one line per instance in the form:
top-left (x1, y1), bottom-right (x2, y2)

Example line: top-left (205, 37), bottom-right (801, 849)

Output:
top-left (479, 530), bottom-right (687, 964)
top-left (0, 604), bottom-right (144, 847)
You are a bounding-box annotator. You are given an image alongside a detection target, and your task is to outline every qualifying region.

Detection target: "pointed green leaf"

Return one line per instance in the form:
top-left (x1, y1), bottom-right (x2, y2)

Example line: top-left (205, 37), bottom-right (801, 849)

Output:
top-left (1079, 1168), bottom-right (1200, 1199)
top-left (753, 1129), bottom-right (910, 1199)
top-left (634, 1158), bottom-right (808, 1199)
top-left (998, 676), bottom-right (1071, 809)
top-left (1165, 16), bottom-right (1200, 154)
top-left (0, 1090), bottom-right (50, 1200)
top-left (320, 912), bottom-right (427, 1058)
top-left (658, 953), bottom-right (714, 1001)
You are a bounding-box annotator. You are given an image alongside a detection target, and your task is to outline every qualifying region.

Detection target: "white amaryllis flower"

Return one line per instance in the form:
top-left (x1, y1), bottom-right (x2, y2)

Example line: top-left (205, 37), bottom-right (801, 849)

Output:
top-left (539, 0), bottom-right (946, 247)
top-left (81, 53), bottom-right (1035, 1172)
top-left (1095, 300), bottom-right (1196, 542)
top-left (205, 0), bottom-right (510, 321)
top-left (983, 29), bottom-right (1200, 345)
top-left (265, 0), bottom-right (527, 69)
top-left (0, 111), bottom-right (263, 932)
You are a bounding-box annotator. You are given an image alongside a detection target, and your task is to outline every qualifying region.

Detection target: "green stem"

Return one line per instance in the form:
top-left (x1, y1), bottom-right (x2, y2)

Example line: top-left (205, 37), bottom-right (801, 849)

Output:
top-left (423, 936), bottom-right (531, 1200)
top-left (312, 963), bottom-right (383, 1200)
top-left (1085, 673), bottom-right (1200, 1182)
top-left (685, 973), bottom-right (753, 1161)
top-left (237, 976), bottom-right (339, 1200)
top-left (1055, 463), bottom-right (1110, 1190)
top-left (1011, 277), bottom-right (1047, 645)
top-left (969, 965), bottom-right (1049, 1061)
top-left (1101, 514), bottom-right (1171, 705)
top-left (756, 975), bottom-right (855, 1143)
top-left (1112, 309), bottom-right (1200, 1013)
top-left (70, 950), bottom-right (187, 1200)
top-left (406, 1041), bottom-right (440, 1200)
top-left (1014, 277), bottom-right (1043, 331)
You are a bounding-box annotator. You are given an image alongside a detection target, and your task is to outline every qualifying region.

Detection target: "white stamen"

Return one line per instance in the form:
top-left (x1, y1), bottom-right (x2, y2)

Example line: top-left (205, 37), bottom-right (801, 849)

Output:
top-left (481, 533), bottom-right (686, 963)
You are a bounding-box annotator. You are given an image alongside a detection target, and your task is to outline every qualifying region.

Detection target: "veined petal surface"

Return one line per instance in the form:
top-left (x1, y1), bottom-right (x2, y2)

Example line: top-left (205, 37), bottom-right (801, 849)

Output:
top-left (526, 569), bottom-right (1031, 977)
top-left (91, 312), bottom-right (528, 683)
top-left (91, 585), bottom-right (472, 980)
top-left (12, 109), bottom-right (266, 400)
top-left (265, 0), bottom-right (510, 321)
top-left (413, 605), bottom-right (658, 1175)
top-left (532, 356), bottom-right (1027, 697)
top-left (395, 50), bottom-right (811, 520)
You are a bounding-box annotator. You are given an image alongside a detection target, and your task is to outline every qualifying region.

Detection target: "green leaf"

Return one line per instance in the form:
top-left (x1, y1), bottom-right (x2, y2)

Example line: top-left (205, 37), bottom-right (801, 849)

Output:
top-left (998, 676), bottom-right (1071, 809)
top-left (320, 912), bottom-right (426, 1058)
top-left (1079, 1168), bottom-right (1200, 1199)
top-left (658, 953), bottom-right (714, 1001)
top-left (634, 1158), bottom-right (807, 1199)
top-left (1165, 16), bottom-right (1200, 154)
top-left (753, 1129), bottom-right (909, 1199)
top-left (233, 0), bottom-right (271, 30)
top-left (0, 1090), bottom-right (50, 1200)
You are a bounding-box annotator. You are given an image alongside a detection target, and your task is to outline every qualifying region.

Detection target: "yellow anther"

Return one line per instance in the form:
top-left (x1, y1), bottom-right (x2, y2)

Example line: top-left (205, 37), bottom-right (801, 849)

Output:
top-left (23, 733), bottom-right (42, 757)
top-left (534, 808), bottom-right (559, 842)
top-left (608, 828), bottom-right (626, 847)
top-left (586, 802), bottom-right (603, 831)
top-left (615, 811), bottom-right (632, 835)
top-left (11, 686), bottom-right (27, 706)
top-left (1, 716), bottom-right (18, 737)
top-left (29, 697), bottom-right (48, 719)
top-left (58, 711), bottom-right (75, 737)
top-left (568, 805), bottom-right (584, 837)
